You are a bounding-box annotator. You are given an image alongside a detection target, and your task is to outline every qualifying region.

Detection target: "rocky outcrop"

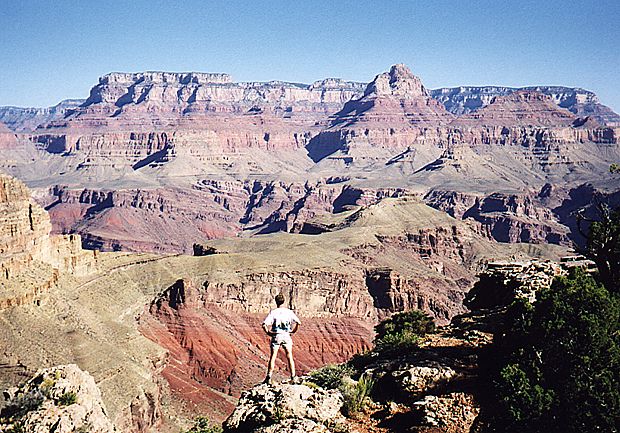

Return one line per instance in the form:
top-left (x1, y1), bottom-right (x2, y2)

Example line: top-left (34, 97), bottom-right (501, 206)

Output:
top-left (431, 85), bottom-right (620, 126)
top-left (223, 383), bottom-right (346, 433)
top-left (464, 260), bottom-right (565, 309)
top-left (424, 189), bottom-right (572, 244)
top-left (0, 174), bottom-right (97, 309)
top-left (0, 364), bottom-right (117, 433)
top-left (412, 393), bottom-right (480, 433)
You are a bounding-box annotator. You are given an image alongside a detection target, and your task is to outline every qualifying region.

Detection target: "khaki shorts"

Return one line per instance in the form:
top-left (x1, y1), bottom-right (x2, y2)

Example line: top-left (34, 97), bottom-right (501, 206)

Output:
top-left (271, 333), bottom-right (293, 350)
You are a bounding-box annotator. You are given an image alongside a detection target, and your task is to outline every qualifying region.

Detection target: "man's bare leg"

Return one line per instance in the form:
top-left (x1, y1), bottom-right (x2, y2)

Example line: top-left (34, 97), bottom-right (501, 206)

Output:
top-left (265, 345), bottom-right (279, 383)
top-left (283, 345), bottom-right (296, 379)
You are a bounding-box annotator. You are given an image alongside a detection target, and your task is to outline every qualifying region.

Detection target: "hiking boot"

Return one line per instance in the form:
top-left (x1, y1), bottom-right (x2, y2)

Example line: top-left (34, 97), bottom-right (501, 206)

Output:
top-left (283, 376), bottom-right (302, 385)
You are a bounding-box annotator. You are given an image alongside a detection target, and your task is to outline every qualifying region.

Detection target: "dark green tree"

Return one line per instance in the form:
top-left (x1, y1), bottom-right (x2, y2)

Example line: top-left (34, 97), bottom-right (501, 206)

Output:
top-left (489, 269), bottom-right (620, 432)
top-left (373, 310), bottom-right (435, 354)
top-left (582, 203), bottom-right (620, 292)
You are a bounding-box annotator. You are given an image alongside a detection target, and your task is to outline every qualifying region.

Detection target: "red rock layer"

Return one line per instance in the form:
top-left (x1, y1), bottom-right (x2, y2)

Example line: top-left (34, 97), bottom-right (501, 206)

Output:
top-left (139, 277), bottom-right (374, 421)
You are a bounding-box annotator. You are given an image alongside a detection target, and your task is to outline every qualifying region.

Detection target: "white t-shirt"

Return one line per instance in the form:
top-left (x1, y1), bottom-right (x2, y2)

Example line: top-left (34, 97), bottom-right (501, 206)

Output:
top-left (263, 307), bottom-right (301, 334)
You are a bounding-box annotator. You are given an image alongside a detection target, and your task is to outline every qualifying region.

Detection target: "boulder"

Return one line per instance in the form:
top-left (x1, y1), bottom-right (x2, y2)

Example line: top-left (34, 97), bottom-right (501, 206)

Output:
top-left (412, 392), bottom-right (479, 433)
top-left (391, 362), bottom-right (457, 396)
top-left (0, 364), bottom-right (117, 433)
top-left (223, 383), bottom-right (345, 433)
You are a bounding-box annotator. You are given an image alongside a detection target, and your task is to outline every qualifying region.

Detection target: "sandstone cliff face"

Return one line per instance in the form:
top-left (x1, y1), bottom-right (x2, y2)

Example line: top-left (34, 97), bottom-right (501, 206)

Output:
top-left (0, 174), bottom-right (97, 309)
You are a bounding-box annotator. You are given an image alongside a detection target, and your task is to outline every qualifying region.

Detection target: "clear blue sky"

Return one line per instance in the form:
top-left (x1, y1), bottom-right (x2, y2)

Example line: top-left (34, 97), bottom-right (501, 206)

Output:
top-left (1, 0), bottom-right (619, 111)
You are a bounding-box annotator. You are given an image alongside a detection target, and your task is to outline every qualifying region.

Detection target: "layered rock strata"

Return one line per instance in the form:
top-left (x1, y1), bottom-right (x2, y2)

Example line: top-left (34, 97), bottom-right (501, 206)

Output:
top-left (431, 85), bottom-right (620, 126)
top-left (0, 99), bottom-right (84, 132)
top-left (1, 63), bottom-right (618, 258)
top-left (0, 174), bottom-right (97, 309)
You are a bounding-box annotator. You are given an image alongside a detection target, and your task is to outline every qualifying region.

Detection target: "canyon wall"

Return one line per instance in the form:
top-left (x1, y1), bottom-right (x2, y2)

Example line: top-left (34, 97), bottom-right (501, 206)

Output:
top-left (0, 174), bottom-right (98, 308)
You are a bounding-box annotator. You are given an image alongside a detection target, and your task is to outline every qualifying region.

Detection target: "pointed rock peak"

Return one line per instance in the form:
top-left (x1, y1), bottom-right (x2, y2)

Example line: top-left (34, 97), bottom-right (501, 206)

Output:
top-left (389, 63), bottom-right (415, 81)
top-left (364, 64), bottom-right (427, 99)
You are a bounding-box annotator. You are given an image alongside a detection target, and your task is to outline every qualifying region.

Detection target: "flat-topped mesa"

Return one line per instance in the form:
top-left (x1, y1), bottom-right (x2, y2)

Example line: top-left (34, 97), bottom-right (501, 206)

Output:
top-left (99, 71), bottom-right (233, 85)
top-left (363, 63), bottom-right (428, 99)
top-left (451, 90), bottom-right (580, 127)
top-left (82, 72), bottom-right (365, 110)
top-left (84, 71), bottom-right (232, 106)
top-left (310, 78), bottom-right (367, 91)
top-left (430, 85), bottom-right (620, 126)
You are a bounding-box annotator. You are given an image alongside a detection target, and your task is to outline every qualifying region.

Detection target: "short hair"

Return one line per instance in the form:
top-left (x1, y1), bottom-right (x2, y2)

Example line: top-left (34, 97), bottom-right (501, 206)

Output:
top-left (275, 294), bottom-right (285, 306)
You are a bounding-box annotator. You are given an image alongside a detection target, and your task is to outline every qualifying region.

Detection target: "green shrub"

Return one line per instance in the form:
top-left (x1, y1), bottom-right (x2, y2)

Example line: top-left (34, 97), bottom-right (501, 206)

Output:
top-left (307, 363), bottom-right (375, 418)
top-left (57, 391), bottom-right (77, 406)
top-left (39, 377), bottom-right (55, 398)
top-left (307, 364), bottom-right (354, 390)
top-left (5, 421), bottom-right (25, 433)
top-left (373, 310), bottom-right (435, 354)
top-left (182, 416), bottom-right (222, 433)
top-left (341, 374), bottom-right (375, 417)
top-left (489, 268), bottom-right (620, 432)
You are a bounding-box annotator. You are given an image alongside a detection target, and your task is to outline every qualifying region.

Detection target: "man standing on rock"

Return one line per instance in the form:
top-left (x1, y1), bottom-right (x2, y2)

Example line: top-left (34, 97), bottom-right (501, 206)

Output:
top-left (262, 293), bottom-right (301, 384)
